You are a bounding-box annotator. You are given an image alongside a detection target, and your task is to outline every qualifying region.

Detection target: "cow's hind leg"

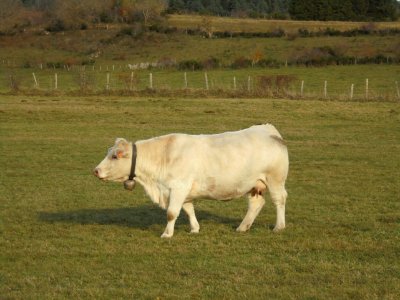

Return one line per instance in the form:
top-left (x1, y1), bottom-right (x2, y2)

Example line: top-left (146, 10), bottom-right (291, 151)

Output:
top-left (237, 192), bottom-right (265, 232)
top-left (161, 189), bottom-right (187, 238)
top-left (267, 179), bottom-right (287, 232)
top-left (182, 202), bottom-right (200, 233)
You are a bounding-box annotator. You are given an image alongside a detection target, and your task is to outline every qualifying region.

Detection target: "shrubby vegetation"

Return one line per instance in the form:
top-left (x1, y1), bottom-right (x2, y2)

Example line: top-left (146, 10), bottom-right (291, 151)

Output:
top-left (0, 0), bottom-right (398, 35)
top-left (0, 0), bottom-right (167, 33)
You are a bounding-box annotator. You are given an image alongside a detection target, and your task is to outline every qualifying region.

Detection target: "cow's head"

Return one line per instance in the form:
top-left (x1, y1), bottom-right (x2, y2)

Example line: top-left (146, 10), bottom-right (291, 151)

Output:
top-left (94, 138), bottom-right (132, 182)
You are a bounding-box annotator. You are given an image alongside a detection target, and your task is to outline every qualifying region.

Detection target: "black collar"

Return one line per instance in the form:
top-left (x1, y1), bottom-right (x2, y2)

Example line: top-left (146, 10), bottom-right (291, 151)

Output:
top-left (129, 143), bottom-right (137, 180)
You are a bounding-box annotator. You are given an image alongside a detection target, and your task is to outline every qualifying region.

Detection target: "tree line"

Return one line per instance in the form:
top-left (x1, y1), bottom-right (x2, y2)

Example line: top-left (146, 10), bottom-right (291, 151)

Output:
top-left (289, 0), bottom-right (398, 21)
top-left (169, 0), bottom-right (398, 21)
top-left (0, 0), bottom-right (399, 33)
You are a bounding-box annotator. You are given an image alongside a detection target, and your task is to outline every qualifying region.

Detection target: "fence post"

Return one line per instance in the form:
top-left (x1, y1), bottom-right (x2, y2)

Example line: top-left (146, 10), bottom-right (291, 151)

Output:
top-left (247, 76), bottom-right (251, 92)
top-left (350, 83), bottom-right (354, 100)
top-left (184, 72), bottom-right (187, 89)
top-left (32, 73), bottom-right (38, 88)
top-left (205, 72), bottom-right (209, 90)
top-left (233, 76), bottom-right (236, 91)
top-left (55, 73), bottom-right (58, 90)
top-left (149, 73), bottom-right (153, 89)
top-left (300, 80), bottom-right (304, 97)
top-left (396, 81), bottom-right (400, 100)
top-left (324, 80), bottom-right (327, 98)
top-left (365, 78), bottom-right (369, 100)
top-left (106, 73), bottom-right (110, 90)
top-left (130, 72), bottom-right (134, 91)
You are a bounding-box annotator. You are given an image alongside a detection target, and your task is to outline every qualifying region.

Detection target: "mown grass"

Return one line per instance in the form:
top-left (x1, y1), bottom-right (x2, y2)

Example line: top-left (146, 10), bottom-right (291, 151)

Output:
top-left (1, 95), bottom-right (399, 299)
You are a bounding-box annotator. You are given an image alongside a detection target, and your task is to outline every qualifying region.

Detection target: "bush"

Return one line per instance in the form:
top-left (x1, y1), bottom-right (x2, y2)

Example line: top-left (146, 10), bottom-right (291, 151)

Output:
top-left (178, 60), bottom-right (203, 71)
top-left (203, 57), bottom-right (220, 69)
top-left (231, 57), bottom-right (252, 69)
top-left (6, 74), bottom-right (21, 92)
top-left (117, 27), bottom-right (134, 36)
top-left (257, 59), bottom-right (280, 68)
top-left (256, 75), bottom-right (297, 95)
top-left (46, 19), bottom-right (65, 32)
top-left (46, 62), bottom-right (63, 69)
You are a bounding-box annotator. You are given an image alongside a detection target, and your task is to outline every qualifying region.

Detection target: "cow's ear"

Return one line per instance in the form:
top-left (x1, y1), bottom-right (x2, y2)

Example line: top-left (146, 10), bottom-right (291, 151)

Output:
top-left (115, 138), bottom-right (129, 158)
top-left (116, 149), bottom-right (125, 159)
top-left (115, 138), bottom-right (128, 146)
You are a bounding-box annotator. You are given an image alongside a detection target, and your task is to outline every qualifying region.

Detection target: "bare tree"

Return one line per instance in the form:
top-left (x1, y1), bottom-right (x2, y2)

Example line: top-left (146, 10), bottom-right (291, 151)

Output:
top-left (134, 0), bottom-right (167, 26)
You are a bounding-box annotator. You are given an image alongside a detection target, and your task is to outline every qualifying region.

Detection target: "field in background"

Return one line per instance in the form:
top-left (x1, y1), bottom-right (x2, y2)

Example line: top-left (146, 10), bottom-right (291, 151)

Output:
top-left (1, 95), bottom-right (399, 299)
top-left (168, 14), bottom-right (400, 33)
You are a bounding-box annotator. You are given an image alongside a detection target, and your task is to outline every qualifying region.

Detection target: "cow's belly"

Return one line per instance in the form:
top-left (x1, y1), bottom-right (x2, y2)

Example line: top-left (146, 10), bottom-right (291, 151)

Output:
top-left (187, 177), bottom-right (255, 200)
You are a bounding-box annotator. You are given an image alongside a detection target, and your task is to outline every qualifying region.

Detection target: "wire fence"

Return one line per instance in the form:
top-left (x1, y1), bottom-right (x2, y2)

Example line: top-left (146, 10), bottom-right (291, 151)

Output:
top-left (1, 65), bottom-right (400, 101)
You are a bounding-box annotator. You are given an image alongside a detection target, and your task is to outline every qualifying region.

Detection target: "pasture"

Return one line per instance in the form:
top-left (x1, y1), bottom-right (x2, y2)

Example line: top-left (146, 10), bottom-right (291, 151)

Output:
top-left (1, 65), bottom-right (400, 101)
top-left (168, 14), bottom-right (400, 33)
top-left (1, 95), bottom-right (399, 299)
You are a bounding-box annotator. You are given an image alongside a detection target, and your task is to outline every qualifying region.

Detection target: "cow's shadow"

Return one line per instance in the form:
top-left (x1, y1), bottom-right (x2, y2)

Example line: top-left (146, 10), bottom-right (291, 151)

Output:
top-left (38, 204), bottom-right (241, 230)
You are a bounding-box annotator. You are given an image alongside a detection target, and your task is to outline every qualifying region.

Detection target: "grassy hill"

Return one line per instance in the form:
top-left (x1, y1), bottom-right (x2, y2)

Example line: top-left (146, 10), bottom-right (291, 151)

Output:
top-left (0, 15), bottom-right (399, 99)
top-left (0, 14), bottom-right (399, 66)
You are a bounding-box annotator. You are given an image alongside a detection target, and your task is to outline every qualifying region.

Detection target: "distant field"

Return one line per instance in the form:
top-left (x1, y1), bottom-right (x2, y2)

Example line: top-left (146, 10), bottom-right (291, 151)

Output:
top-left (0, 15), bottom-right (399, 68)
top-left (1, 95), bottom-right (399, 299)
top-left (168, 14), bottom-right (400, 33)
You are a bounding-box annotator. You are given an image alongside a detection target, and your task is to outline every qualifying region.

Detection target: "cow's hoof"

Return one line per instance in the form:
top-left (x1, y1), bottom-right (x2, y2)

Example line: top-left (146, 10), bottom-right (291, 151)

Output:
top-left (190, 229), bottom-right (200, 234)
top-left (236, 225), bottom-right (250, 232)
top-left (161, 232), bottom-right (173, 238)
top-left (273, 225), bottom-right (285, 232)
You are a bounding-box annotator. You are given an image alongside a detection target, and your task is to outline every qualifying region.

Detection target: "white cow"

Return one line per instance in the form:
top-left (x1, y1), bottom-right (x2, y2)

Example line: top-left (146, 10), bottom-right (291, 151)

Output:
top-left (94, 124), bottom-right (289, 238)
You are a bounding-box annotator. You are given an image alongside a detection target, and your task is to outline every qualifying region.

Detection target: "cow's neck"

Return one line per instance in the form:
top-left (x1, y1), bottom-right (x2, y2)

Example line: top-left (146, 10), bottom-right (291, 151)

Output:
top-left (134, 139), bottom-right (167, 182)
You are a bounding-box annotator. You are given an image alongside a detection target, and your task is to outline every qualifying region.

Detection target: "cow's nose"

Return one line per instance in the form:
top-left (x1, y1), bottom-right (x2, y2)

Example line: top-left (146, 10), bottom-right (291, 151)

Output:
top-left (94, 168), bottom-right (100, 177)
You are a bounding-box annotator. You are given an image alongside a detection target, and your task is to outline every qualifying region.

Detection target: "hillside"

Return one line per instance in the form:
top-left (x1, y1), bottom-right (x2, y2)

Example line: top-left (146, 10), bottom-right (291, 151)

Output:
top-left (1, 14), bottom-right (400, 67)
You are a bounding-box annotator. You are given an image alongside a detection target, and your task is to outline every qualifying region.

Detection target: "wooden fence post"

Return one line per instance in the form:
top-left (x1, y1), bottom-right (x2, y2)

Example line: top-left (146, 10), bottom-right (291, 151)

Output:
top-left (366, 78), bottom-right (369, 100)
top-left (324, 80), bottom-right (327, 98)
top-left (184, 72), bottom-right (187, 89)
top-left (396, 81), bottom-right (400, 100)
top-left (350, 84), bottom-right (354, 100)
top-left (233, 76), bottom-right (236, 91)
top-left (300, 80), bottom-right (304, 97)
top-left (130, 72), bottom-right (134, 91)
top-left (55, 73), bottom-right (58, 90)
top-left (149, 73), bottom-right (153, 89)
top-left (32, 73), bottom-right (38, 88)
top-left (205, 72), bottom-right (209, 90)
top-left (247, 76), bottom-right (251, 92)
top-left (106, 73), bottom-right (110, 90)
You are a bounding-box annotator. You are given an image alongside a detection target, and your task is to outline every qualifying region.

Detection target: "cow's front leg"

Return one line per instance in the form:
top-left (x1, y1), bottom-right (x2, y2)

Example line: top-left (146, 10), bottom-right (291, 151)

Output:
top-left (161, 189), bottom-right (187, 238)
top-left (182, 202), bottom-right (200, 233)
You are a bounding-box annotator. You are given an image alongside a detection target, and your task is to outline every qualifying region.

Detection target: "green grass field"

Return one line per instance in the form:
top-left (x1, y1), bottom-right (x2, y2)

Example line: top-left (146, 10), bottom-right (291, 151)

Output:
top-left (1, 65), bottom-right (399, 101)
top-left (1, 95), bottom-right (399, 299)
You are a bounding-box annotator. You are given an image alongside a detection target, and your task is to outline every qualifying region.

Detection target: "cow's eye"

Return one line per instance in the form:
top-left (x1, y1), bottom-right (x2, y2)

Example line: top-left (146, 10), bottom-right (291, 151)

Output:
top-left (111, 154), bottom-right (118, 160)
